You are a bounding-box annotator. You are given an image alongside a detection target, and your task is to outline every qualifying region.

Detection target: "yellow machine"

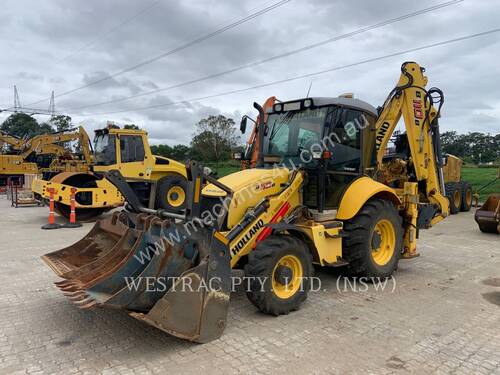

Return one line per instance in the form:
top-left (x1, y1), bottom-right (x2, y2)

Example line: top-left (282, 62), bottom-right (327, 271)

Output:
top-left (0, 131), bottom-right (25, 151)
top-left (42, 62), bottom-right (449, 343)
top-left (33, 126), bottom-right (188, 220)
top-left (0, 126), bottom-right (91, 187)
top-left (442, 154), bottom-right (473, 214)
top-left (474, 167), bottom-right (500, 234)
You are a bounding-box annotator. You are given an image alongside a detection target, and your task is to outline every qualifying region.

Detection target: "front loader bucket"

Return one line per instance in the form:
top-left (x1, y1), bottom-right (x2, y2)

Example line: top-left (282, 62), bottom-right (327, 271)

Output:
top-left (475, 194), bottom-right (500, 234)
top-left (41, 211), bottom-right (133, 277)
top-left (42, 210), bottom-right (232, 343)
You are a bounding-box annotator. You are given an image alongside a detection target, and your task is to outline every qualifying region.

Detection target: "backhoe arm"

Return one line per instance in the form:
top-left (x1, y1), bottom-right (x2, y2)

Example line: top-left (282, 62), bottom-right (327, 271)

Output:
top-left (375, 62), bottom-right (449, 219)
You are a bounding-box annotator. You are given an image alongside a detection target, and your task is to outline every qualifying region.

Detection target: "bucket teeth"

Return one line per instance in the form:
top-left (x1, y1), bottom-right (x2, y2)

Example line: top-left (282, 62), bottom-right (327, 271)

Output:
top-left (60, 286), bottom-right (79, 293)
top-left (74, 297), bottom-right (96, 308)
top-left (68, 292), bottom-right (88, 302)
top-left (63, 290), bottom-right (85, 298)
top-left (77, 300), bottom-right (97, 309)
top-left (55, 280), bottom-right (72, 287)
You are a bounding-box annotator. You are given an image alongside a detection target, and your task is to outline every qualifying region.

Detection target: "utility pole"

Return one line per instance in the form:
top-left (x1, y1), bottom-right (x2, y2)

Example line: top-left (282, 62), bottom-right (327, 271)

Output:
top-left (13, 86), bottom-right (21, 112)
top-left (48, 91), bottom-right (55, 118)
top-left (6, 86), bottom-right (59, 116)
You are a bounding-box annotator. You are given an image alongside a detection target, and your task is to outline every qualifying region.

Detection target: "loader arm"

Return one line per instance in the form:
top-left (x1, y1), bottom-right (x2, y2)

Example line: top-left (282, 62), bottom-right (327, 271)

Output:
top-left (374, 61), bottom-right (449, 222)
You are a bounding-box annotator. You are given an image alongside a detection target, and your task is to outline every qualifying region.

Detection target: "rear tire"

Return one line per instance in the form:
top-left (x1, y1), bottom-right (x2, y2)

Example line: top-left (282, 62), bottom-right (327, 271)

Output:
top-left (245, 235), bottom-right (313, 316)
top-left (445, 182), bottom-right (461, 215)
top-left (460, 182), bottom-right (472, 212)
top-left (342, 199), bottom-right (403, 278)
top-left (155, 174), bottom-right (188, 213)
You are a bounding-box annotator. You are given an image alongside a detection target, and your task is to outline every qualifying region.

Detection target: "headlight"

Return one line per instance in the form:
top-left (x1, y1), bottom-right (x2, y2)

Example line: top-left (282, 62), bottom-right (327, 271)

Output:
top-left (303, 99), bottom-right (312, 108)
top-left (273, 103), bottom-right (283, 112)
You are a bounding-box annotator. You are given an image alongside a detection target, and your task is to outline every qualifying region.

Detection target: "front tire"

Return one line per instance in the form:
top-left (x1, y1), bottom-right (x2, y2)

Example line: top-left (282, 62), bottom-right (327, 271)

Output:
top-left (245, 235), bottom-right (313, 316)
top-left (342, 199), bottom-right (403, 278)
top-left (155, 174), bottom-right (188, 212)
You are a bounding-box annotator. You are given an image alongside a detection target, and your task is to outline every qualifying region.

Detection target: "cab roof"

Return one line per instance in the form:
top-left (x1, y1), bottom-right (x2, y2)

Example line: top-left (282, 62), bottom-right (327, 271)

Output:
top-left (94, 127), bottom-right (147, 136)
top-left (286, 96), bottom-right (378, 117)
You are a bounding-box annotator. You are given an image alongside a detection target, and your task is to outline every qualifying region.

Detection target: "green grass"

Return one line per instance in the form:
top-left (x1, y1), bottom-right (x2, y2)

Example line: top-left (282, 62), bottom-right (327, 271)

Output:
top-left (461, 167), bottom-right (499, 201)
top-left (205, 161), bottom-right (240, 178)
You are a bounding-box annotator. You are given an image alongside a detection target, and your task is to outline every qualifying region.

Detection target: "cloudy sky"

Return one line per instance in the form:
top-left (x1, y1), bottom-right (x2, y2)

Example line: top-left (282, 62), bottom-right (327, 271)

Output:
top-left (1, 0), bottom-right (499, 145)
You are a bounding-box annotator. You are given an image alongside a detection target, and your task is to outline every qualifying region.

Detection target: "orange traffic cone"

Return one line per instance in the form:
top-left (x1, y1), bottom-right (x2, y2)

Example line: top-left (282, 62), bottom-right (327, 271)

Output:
top-left (62, 188), bottom-right (82, 228)
top-left (41, 188), bottom-right (62, 230)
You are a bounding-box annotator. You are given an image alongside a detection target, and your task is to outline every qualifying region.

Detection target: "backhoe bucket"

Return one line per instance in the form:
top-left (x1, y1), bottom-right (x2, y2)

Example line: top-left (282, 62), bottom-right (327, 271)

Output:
top-left (42, 210), bottom-right (232, 343)
top-left (475, 194), bottom-right (500, 234)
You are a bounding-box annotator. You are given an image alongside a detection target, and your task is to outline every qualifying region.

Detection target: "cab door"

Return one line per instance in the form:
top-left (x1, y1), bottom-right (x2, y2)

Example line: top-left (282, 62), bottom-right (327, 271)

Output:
top-left (117, 134), bottom-right (147, 179)
top-left (321, 108), bottom-right (375, 209)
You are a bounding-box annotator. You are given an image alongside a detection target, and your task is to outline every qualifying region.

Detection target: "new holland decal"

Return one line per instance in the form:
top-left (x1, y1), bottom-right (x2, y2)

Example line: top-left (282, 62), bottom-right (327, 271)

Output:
top-left (375, 122), bottom-right (390, 151)
top-left (230, 219), bottom-right (265, 257)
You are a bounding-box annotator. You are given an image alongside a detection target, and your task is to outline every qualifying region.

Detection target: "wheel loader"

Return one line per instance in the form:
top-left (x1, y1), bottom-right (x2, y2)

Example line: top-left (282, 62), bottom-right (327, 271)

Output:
top-left (32, 125), bottom-right (188, 220)
top-left (41, 62), bottom-right (449, 343)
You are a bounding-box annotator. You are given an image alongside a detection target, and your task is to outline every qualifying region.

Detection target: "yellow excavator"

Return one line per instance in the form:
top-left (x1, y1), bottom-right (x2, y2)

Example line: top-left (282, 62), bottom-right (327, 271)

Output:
top-left (0, 126), bottom-right (92, 187)
top-left (0, 131), bottom-right (25, 152)
top-left (42, 62), bottom-right (449, 343)
top-left (33, 125), bottom-right (188, 220)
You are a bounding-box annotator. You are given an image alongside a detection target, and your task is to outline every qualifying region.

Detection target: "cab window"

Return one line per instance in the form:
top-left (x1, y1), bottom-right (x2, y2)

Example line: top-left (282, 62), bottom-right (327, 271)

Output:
top-left (326, 108), bottom-right (364, 173)
top-left (120, 135), bottom-right (145, 163)
top-left (94, 134), bottom-right (116, 165)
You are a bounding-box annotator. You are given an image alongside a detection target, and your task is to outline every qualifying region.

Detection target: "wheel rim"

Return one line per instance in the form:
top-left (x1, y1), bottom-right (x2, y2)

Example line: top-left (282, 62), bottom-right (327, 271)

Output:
top-left (466, 189), bottom-right (472, 206)
top-left (272, 255), bottom-right (303, 299)
top-left (371, 219), bottom-right (396, 266)
top-left (453, 190), bottom-right (461, 208)
top-left (166, 186), bottom-right (185, 207)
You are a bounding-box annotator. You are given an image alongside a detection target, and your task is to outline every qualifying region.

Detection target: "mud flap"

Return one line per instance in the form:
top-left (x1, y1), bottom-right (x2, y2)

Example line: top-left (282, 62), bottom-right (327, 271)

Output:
top-left (130, 231), bottom-right (231, 343)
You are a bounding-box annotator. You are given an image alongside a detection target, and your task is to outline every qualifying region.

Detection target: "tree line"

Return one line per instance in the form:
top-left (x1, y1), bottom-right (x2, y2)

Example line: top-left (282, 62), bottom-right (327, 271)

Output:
top-left (0, 112), bottom-right (240, 163)
top-left (441, 131), bottom-right (500, 164)
top-left (2, 112), bottom-right (497, 165)
top-left (152, 115), bottom-right (240, 162)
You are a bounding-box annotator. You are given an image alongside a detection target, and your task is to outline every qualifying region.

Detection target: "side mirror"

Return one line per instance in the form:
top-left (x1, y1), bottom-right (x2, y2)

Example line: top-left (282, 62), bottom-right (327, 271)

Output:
top-left (240, 116), bottom-right (247, 134)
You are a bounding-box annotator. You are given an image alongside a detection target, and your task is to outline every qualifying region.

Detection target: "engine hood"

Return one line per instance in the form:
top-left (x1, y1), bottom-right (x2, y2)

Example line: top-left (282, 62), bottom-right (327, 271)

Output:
top-left (202, 168), bottom-right (291, 198)
top-left (202, 167), bottom-right (293, 229)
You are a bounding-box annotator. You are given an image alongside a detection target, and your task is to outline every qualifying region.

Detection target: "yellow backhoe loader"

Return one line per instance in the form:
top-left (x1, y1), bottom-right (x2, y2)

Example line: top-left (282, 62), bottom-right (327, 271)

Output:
top-left (32, 126), bottom-right (188, 220)
top-left (0, 126), bottom-right (92, 187)
top-left (42, 62), bottom-right (449, 343)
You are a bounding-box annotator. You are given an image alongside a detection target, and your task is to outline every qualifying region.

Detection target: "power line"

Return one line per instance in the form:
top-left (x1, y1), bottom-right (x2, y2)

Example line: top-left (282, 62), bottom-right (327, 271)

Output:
top-left (67, 0), bottom-right (463, 111)
top-left (26, 0), bottom-right (291, 107)
top-left (71, 27), bottom-right (500, 117)
top-left (55, 0), bottom-right (161, 65)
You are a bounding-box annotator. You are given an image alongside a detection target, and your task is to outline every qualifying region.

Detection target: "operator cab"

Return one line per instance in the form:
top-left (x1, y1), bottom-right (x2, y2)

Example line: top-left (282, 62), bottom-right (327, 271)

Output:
top-left (261, 96), bottom-right (378, 210)
top-left (93, 129), bottom-right (117, 166)
top-left (93, 128), bottom-right (146, 167)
